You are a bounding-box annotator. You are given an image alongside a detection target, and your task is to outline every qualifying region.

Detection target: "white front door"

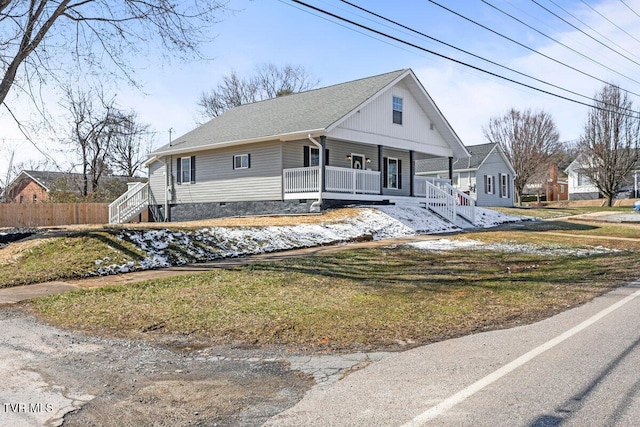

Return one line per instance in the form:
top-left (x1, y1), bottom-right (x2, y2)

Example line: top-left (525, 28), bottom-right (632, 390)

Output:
top-left (351, 154), bottom-right (365, 170)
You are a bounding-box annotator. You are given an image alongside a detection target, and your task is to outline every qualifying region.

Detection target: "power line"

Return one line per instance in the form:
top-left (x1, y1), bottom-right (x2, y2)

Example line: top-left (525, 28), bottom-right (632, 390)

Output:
top-left (619, 0), bottom-right (640, 20)
top-left (480, 0), bottom-right (640, 88)
top-left (532, 0), bottom-right (640, 67)
top-left (427, 0), bottom-right (640, 98)
top-left (338, 0), bottom-right (601, 103)
top-left (286, 0), bottom-right (640, 118)
top-left (579, 0), bottom-right (640, 46)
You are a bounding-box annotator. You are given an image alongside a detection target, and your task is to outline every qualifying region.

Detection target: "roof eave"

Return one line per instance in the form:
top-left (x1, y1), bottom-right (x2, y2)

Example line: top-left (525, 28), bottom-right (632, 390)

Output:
top-left (150, 129), bottom-right (327, 158)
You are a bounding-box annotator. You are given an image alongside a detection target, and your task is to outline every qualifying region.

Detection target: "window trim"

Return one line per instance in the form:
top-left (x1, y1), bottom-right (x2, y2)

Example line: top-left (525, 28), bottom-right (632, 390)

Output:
top-left (309, 147), bottom-right (320, 167)
top-left (500, 174), bottom-right (509, 198)
top-left (392, 96), bottom-right (403, 125)
top-left (486, 175), bottom-right (494, 194)
top-left (234, 153), bottom-right (250, 170)
top-left (181, 157), bottom-right (191, 184)
top-left (387, 157), bottom-right (399, 189)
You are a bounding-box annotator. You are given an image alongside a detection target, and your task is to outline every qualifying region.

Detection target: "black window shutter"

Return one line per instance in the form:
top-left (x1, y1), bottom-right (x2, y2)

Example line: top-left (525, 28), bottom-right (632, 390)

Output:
top-left (303, 146), bottom-right (310, 167)
top-left (176, 157), bottom-right (182, 185)
top-left (493, 176), bottom-right (497, 194)
top-left (398, 159), bottom-right (403, 189)
top-left (383, 157), bottom-right (388, 188)
top-left (325, 149), bottom-right (330, 166)
top-left (484, 175), bottom-right (488, 194)
top-left (232, 156), bottom-right (235, 170)
top-left (507, 175), bottom-right (511, 198)
top-left (190, 156), bottom-right (196, 184)
top-left (247, 153), bottom-right (251, 168)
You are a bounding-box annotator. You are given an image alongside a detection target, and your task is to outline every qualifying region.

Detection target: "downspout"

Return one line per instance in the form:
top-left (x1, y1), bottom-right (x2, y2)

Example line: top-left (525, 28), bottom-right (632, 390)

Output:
top-left (308, 135), bottom-right (323, 212)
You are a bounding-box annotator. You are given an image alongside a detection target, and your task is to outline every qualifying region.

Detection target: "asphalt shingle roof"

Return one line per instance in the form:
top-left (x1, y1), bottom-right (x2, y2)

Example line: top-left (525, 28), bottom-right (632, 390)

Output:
top-left (415, 142), bottom-right (497, 173)
top-left (153, 69), bottom-right (408, 154)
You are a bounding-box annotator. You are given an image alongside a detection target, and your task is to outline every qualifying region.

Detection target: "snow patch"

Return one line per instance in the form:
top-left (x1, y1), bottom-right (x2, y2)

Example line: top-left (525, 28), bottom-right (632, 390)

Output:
top-left (407, 238), bottom-right (619, 257)
top-left (86, 207), bottom-right (524, 276)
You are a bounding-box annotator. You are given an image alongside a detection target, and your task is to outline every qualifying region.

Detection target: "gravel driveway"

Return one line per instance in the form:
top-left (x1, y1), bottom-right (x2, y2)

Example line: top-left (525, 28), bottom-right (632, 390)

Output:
top-left (0, 306), bottom-right (390, 427)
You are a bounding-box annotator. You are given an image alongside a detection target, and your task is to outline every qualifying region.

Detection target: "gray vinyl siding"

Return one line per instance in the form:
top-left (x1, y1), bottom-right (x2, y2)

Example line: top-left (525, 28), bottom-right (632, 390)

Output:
top-left (476, 150), bottom-right (514, 207)
top-left (381, 148), bottom-right (411, 196)
top-left (327, 139), bottom-right (378, 170)
top-left (148, 160), bottom-right (167, 204)
top-left (171, 141), bottom-right (283, 203)
top-left (282, 139), bottom-right (379, 170)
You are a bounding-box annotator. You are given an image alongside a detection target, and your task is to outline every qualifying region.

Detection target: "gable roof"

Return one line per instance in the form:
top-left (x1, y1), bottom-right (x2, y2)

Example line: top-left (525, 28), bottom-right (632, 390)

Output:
top-left (3, 170), bottom-right (146, 197)
top-left (151, 69), bottom-right (468, 159)
top-left (416, 142), bottom-right (500, 173)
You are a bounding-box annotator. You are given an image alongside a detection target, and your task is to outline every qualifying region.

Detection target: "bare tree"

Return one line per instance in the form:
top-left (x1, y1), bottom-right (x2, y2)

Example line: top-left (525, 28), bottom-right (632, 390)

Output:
top-left (110, 111), bottom-right (152, 177)
top-left (483, 108), bottom-right (561, 205)
top-left (198, 63), bottom-right (319, 118)
top-left (63, 87), bottom-right (119, 197)
top-left (577, 84), bottom-right (640, 206)
top-left (0, 1), bottom-right (227, 113)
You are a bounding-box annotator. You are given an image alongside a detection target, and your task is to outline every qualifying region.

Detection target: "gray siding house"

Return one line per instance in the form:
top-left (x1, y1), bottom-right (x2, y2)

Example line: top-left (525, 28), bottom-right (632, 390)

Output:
top-left (415, 143), bottom-right (515, 207)
top-left (113, 69), bottom-right (472, 222)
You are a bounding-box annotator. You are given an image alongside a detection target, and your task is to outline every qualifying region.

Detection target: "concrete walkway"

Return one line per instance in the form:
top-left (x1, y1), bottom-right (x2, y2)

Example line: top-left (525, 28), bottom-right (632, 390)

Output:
top-left (0, 235), bottom-right (440, 304)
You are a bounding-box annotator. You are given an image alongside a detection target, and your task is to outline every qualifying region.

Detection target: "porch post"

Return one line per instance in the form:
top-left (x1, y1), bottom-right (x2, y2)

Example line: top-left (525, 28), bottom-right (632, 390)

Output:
top-left (448, 157), bottom-right (454, 182)
top-left (320, 136), bottom-right (327, 192)
top-left (378, 145), bottom-right (384, 195)
top-left (410, 150), bottom-right (415, 196)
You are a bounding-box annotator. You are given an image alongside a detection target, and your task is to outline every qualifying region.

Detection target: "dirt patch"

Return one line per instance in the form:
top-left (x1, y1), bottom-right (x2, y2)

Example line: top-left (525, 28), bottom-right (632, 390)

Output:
top-left (0, 307), bottom-right (312, 427)
top-left (0, 238), bottom-right (49, 265)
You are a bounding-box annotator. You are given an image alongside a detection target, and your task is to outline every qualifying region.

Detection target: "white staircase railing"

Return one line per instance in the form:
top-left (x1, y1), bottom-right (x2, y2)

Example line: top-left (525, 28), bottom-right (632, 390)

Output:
top-left (442, 183), bottom-right (476, 224)
top-left (109, 182), bottom-right (149, 224)
top-left (425, 181), bottom-right (476, 225)
top-left (425, 181), bottom-right (456, 223)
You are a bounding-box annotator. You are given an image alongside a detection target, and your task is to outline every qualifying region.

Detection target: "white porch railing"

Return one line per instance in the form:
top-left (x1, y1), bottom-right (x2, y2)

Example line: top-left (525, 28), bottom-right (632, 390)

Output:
top-left (425, 181), bottom-right (456, 223)
top-left (325, 166), bottom-right (380, 194)
top-left (414, 176), bottom-right (451, 197)
top-left (283, 166), bottom-right (319, 193)
top-left (283, 166), bottom-right (380, 195)
top-left (109, 182), bottom-right (149, 224)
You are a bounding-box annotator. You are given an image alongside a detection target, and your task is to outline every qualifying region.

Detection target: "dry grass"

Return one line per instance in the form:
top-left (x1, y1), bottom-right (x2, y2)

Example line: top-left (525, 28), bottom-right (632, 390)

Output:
top-left (30, 242), bottom-right (640, 351)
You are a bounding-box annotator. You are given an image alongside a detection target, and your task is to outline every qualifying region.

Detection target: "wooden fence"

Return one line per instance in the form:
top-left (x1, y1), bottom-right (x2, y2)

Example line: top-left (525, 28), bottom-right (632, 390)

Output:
top-left (0, 203), bottom-right (110, 228)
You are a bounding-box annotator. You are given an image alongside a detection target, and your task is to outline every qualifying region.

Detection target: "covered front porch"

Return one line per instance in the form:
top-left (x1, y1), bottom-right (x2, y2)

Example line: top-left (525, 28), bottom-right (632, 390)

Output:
top-left (283, 166), bottom-right (446, 199)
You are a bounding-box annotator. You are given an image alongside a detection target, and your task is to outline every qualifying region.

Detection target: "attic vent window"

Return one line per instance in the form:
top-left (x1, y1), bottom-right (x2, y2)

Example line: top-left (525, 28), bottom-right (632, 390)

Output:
top-left (392, 96), bottom-right (403, 125)
top-left (430, 122), bottom-right (435, 130)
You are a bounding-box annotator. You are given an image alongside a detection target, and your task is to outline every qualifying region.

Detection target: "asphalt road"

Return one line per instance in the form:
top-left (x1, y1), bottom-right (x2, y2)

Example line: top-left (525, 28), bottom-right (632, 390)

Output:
top-left (266, 281), bottom-right (640, 426)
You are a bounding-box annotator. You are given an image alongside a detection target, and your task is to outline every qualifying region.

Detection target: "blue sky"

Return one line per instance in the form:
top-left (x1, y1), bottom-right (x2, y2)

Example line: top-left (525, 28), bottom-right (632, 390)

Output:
top-left (3, 0), bottom-right (640, 176)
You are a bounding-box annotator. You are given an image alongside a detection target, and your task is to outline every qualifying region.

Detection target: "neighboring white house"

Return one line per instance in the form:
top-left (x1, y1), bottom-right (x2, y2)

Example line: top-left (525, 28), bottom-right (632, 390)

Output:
top-left (565, 155), bottom-right (640, 200)
top-left (110, 69), bottom-right (479, 223)
top-left (415, 142), bottom-right (515, 207)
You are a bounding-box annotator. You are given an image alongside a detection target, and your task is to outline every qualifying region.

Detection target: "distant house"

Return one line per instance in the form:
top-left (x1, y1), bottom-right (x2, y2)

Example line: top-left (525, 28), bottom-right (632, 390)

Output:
top-left (415, 142), bottom-right (515, 207)
top-left (2, 170), bottom-right (146, 203)
top-left (524, 164), bottom-right (568, 202)
top-left (565, 155), bottom-right (640, 200)
top-left (111, 69), bottom-right (473, 224)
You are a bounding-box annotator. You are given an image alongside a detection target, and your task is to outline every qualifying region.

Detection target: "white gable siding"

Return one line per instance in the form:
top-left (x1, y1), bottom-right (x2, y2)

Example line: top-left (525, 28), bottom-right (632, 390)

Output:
top-left (331, 80), bottom-right (452, 156)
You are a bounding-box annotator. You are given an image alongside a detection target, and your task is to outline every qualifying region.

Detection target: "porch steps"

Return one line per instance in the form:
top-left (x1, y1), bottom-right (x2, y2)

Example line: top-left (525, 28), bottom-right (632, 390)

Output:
top-left (109, 182), bottom-right (149, 224)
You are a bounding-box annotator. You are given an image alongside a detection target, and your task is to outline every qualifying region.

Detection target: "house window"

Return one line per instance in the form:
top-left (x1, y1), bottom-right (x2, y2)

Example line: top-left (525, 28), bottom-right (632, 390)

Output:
top-left (387, 157), bottom-right (399, 189)
top-left (392, 96), bottom-right (403, 125)
top-left (33, 194), bottom-right (37, 203)
top-left (452, 174), bottom-right (460, 188)
top-left (181, 157), bottom-right (191, 183)
top-left (309, 147), bottom-right (320, 166)
top-left (176, 156), bottom-right (196, 184)
top-left (577, 172), bottom-right (589, 186)
top-left (486, 175), bottom-right (494, 194)
top-left (234, 154), bottom-right (250, 169)
top-left (19, 195), bottom-right (24, 204)
top-left (501, 174), bottom-right (509, 198)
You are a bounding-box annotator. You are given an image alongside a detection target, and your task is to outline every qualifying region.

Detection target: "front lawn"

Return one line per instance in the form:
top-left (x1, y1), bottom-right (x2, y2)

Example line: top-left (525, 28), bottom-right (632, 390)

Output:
top-left (30, 240), bottom-right (640, 351)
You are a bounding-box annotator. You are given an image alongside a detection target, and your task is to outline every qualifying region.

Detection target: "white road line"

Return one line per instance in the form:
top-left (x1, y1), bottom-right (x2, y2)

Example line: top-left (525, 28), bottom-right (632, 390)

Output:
top-left (402, 284), bottom-right (640, 427)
